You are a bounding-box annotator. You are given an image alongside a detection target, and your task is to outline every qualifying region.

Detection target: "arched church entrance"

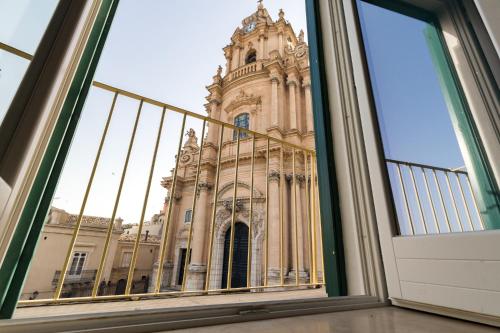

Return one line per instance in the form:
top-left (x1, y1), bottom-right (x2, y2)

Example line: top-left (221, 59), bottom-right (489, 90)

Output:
top-left (221, 222), bottom-right (248, 288)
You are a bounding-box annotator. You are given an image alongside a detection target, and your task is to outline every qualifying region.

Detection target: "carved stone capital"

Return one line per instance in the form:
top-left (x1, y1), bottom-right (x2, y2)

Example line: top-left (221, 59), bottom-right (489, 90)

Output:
top-left (286, 78), bottom-right (298, 87)
top-left (296, 174), bottom-right (306, 185)
top-left (268, 170), bottom-right (281, 182)
top-left (198, 182), bottom-right (213, 192)
top-left (270, 75), bottom-right (281, 84)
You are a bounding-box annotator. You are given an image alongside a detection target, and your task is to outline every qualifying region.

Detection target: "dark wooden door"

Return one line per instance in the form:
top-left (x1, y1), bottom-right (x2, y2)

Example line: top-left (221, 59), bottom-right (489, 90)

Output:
top-left (221, 222), bottom-right (248, 288)
top-left (115, 279), bottom-right (126, 295)
top-left (177, 248), bottom-right (190, 285)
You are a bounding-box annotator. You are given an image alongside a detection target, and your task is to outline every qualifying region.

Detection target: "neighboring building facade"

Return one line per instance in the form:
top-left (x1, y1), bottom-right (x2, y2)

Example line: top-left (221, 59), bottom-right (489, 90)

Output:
top-left (20, 207), bottom-right (160, 300)
top-left (156, 4), bottom-right (322, 291)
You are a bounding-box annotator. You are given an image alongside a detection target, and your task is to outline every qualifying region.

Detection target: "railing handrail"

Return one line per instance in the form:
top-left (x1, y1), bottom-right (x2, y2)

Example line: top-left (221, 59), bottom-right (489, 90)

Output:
top-left (385, 158), bottom-right (468, 175)
top-left (92, 81), bottom-right (315, 155)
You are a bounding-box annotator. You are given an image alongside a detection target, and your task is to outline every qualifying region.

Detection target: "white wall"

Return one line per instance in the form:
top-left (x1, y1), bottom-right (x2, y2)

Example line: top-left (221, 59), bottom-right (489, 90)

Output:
top-left (392, 231), bottom-right (500, 317)
top-left (474, 0), bottom-right (500, 56)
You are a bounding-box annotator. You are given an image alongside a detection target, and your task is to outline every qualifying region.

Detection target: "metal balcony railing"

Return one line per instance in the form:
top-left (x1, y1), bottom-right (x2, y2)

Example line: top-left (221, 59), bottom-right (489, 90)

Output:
top-left (386, 159), bottom-right (485, 235)
top-left (52, 270), bottom-right (97, 286)
top-left (18, 82), bottom-right (324, 306)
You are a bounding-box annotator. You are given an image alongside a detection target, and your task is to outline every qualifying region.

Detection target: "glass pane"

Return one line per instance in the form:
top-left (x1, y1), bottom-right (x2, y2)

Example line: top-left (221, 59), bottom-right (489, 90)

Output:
top-left (0, 49), bottom-right (30, 125)
top-left (357, 1), bottom-right (498, 234)
top-left (0, 0), bottom-right (59, 54)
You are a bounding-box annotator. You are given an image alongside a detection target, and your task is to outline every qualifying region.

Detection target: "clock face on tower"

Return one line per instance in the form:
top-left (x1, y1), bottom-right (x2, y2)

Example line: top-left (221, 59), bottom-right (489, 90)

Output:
top-left (244, 22), bottom-right (256, 33)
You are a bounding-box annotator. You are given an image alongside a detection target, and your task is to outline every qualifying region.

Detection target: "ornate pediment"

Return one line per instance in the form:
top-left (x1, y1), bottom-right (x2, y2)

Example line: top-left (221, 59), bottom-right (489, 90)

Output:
top-left (241, 4), bottom-right (273, 27)
top-left (225, 90), bottom-right (261, 113)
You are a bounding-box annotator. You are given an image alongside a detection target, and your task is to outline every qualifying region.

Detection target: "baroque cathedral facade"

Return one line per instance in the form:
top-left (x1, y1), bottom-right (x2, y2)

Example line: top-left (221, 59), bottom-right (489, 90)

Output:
top-left (154, 3), bottom-right (322, 291)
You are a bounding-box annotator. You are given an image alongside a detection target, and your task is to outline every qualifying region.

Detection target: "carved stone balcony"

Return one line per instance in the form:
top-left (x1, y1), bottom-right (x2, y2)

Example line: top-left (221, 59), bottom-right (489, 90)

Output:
top-left (226, 61), bottom-right (265, 83)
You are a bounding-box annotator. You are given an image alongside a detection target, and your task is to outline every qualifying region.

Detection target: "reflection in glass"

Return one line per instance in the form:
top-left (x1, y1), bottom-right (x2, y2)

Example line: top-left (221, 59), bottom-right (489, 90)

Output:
top-left (0, 49), bottom-right (30, 125)
top-left (0, 0), bottom-right (59, 54)
top-left (357, 0), bottom-right (499, 233)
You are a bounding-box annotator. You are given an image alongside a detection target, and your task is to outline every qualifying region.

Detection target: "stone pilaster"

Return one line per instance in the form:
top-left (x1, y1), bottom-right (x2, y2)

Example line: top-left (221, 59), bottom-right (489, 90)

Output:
top-left (303, 79), bottom-right (314, 133)
top-left (186, 182), bottom-right (212, 290)
top-left (267, 169), bottom-right (281, 284)
top-left (293, 173), bottom-right (305, 278)
top-left (287, 77), bottom-right (298, 130)
top-left (270, 76), bottom-right (280, 128)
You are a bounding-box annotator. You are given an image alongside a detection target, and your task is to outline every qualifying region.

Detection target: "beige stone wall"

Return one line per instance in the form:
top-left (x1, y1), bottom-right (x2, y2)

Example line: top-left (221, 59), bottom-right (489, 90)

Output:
top-left (21, 223), bottom-right (121, 300)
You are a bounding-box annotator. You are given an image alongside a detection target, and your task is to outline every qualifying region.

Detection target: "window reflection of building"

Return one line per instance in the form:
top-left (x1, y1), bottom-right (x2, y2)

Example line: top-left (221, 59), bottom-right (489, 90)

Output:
top-left (233, 113), bottom-right (250, 140)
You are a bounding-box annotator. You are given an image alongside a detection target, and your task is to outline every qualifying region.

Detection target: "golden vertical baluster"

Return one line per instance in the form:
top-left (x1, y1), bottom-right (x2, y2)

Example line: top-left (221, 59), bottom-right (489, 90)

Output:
top-left (313, 154), bottom-right (325, 282)
top-left (310, 153), bottom-right (317, 284)
top-left (455, 173), bottom-right (474, 231)
top-left (421, 167), bottom-right (440, 234)
top-left (226, 130), bottom-right (241, 289)
top-left (54, 92), bottom-right (120, 299)
top-left (264, 138), bottom-right (270, 287)
top-left (154, 113), bottom-right (187, 293)
top-left (246, 134), bottom-right (256, 288)
top-left (124, 106), bottom-right (167, 295)
top-left (204, 124), bottom-right (225, 291)
top-left (433, 170), bottom-right (452, 232)
top-left (279, 144), bottom-right (284, 286)
top-left (90, 93), bottom-right (126, 298)
top-left (408, 166), bottom-right (427, 234)
top-left (304, 151), bottom-right (313, 285)
top-left (292, 149), bottom-right (299, 286)
top-left (445, 172), bottom-right (463, 232)
top-left (396, 164), bottom-right (415, 235)
top-left (181, 120), bottom-right (207, 291)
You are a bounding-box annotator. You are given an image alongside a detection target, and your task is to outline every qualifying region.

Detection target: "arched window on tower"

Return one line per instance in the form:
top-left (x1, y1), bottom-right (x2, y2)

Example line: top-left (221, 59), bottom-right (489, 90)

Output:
top-left (245, 50), bottom-right (257, 64)
top-left (233, 113), bottom-right (249, 140)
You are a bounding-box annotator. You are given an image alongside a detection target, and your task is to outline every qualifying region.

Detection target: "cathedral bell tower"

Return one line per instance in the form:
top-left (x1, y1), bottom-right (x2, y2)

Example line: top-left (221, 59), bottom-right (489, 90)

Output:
top-left (160, 2), bottom-right (319, 291)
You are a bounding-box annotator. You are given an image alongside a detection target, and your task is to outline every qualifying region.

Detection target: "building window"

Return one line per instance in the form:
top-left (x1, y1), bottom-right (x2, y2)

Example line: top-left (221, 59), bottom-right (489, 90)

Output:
top-left (245, 50), bottom-right (256, 64)
top-left (121, 252), bottom-right (132, 267)
top-left (233, 113), bottom-right (249, 140)
top-left (184, 209), bottom-right (192, 223)
top-left (68, 252), bottom-right (87, 276)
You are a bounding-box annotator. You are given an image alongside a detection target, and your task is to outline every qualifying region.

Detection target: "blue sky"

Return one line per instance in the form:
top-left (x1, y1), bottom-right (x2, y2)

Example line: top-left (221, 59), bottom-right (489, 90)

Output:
top-left (357, 1), bottom-right (471, 234)
top-left (52, 0), bottom-right (308, 225)
top-left (0, 0), bottom-right (59, 124)
top-left (357, 0), bottom-right (465, 169)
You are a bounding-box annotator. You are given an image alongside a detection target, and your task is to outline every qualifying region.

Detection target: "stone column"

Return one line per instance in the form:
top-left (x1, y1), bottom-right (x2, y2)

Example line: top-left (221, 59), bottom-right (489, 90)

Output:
top-left (186, 182), bottom-right (212, 290)
top-left (270, 76), bottom-right (280, 128)
top-left (287, 78), bottom-right (297, 130)
top-left (303, 80), bottom-right (314, 132)
top-left (232, 45), bottom-right (241, 70)
top-left (278, 32), bottom-right (284, 56)
top-left (268, 169), bottom-right (281, 283)
top-left (264, 36), bottom-right (268, 58)
top-left (259, 35), bottom-right (265, 60)
top-left (225, 56), bottom-right (231, 76)
top-left (292, 174), bottom-right (306, 281)
top-left (207, 100), bottom-right (221, 145)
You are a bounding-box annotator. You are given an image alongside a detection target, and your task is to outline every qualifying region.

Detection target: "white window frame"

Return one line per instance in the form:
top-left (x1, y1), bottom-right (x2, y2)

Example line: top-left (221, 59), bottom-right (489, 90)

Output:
top-left (68, 251), bottom-right (87, 277)
top-left (184, 209), bottom-right (192, 224)
top-left (120, 251), bottom-right (132, 268)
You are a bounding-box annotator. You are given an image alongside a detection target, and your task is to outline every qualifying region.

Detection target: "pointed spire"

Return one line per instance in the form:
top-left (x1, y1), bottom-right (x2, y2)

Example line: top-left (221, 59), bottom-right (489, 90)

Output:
top-left (299, 29), bottom-right (305, 43)
top-left (257, 0), bottom-right (264, 9)
top-left (278, 8), bottom-right (285, 20)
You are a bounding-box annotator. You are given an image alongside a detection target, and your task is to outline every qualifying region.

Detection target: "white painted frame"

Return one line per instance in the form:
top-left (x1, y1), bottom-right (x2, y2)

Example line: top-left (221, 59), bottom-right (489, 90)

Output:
top-left (325, 0), bottom-right (500, 324)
